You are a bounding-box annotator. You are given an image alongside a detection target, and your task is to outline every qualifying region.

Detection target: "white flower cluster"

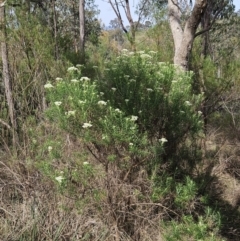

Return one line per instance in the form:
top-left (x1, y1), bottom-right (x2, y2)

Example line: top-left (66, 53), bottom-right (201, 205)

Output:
top-left (44, 83), bottom-right (54, 89)
top-left (67, 66), bottom-right (78, 72)
top-left (66, 110), bottom-right (76, 116)
top-left (54, 101), bottom-right (62, 106)
top-left (130, 115), bottom-right (138, 121)
top-left (71, 79), bottom-right (79, 83)
top-left (159, 137), bottom-right (168, 143)
top-left (115, 108), bottom-right (122, 113)
top-left (80, 77), bottom-right (90, 81)
top-left (55, 176), bottom-right (64, 183)
top-left (56, 77), bottom-right (63, 81)
top-left (82, 122), bottom-right (92, 128)
top-left (185, 101), bottom-right (192, 106)
top-left (98, 100), bottom-right (107, 106)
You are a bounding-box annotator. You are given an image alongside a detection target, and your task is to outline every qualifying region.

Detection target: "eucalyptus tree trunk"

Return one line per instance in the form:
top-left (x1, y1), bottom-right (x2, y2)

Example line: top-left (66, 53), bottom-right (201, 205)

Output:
top-left (79, 0), bottom-right (85, 61)
top-left (168, 0), bottom-right (207, 71)
top-left (0, 0), bottom-right (18, 148)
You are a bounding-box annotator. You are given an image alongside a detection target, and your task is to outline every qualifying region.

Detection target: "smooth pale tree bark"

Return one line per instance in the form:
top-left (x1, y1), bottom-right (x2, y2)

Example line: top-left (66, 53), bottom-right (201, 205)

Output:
top-left (0, 0), bottom-right (18, 148)
top-left (168, 0), bottom-right (207, 70)
top-left (79, 0), bottom-right (85, 61)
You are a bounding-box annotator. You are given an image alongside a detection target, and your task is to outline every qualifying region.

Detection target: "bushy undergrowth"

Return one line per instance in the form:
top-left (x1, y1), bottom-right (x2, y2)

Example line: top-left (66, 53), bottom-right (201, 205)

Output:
top-left (0, 50), bottom-right (227, 241)
top-left (30, 50), bottom-right (226, 240)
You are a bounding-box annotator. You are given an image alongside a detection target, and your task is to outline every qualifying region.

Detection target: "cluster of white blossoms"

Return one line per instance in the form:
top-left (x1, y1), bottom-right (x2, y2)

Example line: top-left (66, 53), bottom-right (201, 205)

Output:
top-left (54, 101), bottom-right (62, 106)
top-left (146, 88), bottom-right (153, 92)
top-left (130, 115), bottom-right (138, 122)
top-left (80, 77), bottom-right (90, 81)
top-left (44, 83), bottom-right (54, 89)
top-left (115, 108), bottom-right (122, 113)
top-left (149, 51), bottom-right (157, 54)
top-left (67, 66), bottom-right (78, 72)
top-left (79, 100), bottom-right (86, 104)
top-left (71, 79), bottom-right (79, 83)
top-left (140, 54), bottom-right (152, 59)
top-left (98, 100), bottom-right (107, 106)
top-left (185, 101), bottom-right (192, 106)
top-left (56, 77), bottom-right (63, 82)
top-left (82, 122), bottom-right (92, 128)
top-left (159, 137), bottom-right (168, 143)
top-left (55, 176), bottom-right (64, 183)
top-left (66, 110), bottom-right (76, 116)
top-left (111, 88), bottom-right (117, 92)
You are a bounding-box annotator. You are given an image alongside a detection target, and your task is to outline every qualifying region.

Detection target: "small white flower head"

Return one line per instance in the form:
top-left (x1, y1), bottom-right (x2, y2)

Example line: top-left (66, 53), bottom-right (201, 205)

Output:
top-left (83, 161), bottom-right (89, 165)
top-left (48, 146), bottom-right (53, 152)
top-left (140, 54), bottom-right (152, 59)
top-left (54, 101), bottom-right (62, 106)
top-left (80, 77), bottom-right (90, 81)
top-left (180, 111), bottom-right (185, 114)
top-left (102, 134), bottom-right (107, 140)
top-left (67, 66), bottom-right (78, 72)
top-left (172, 80), bottom-right (177, 83)
top-left (159, 137), bottom-right (168, 143)
top-left (93, 66), bottom-right (98, 69)
top-left (149, 50), bottom-right (157, 54)
top-left (137, 50), bottom-right (145, 54)
top-left (185, 101), bottom-right (192, 106)
top-left (129, 79), bottom-right (136, 82)
top-left (98, 100), bottom-right (107, 106)
top-left (115, 108), bottom-right (122, 113)
top-left (129, 143), bottom-right (134, 146)
top-left (125, 99), bottom-right (129, 103)
top-left (66, 110), bottom-right (76, 116)
top-left (44, 83), bottom-right (54, 89)
top-left (55, 176), bottom-right (64, 183)
top-left (100, 92), bottom-right (104, 96)
top-left (198, 111), bottom-right (202, 115)
top-left (82, 122), bottom-right (92, 128)
top-left (76, 64), bottom-right (84, 68)
top-left (79, 100), bottom-right (86, 104)
top-left (104, 68), bottom-right (110, 71)
top-left (146, 88), bottom-right (153, 92)
top-left (130, 115), bottom-right (138, 121)
top-left (71, 79), bottom-right (79, 83)
top-left (56, 77), bottom-right (63, 82)
top-left (121, 49), bottom-right (128, 53)
top-left (124, 75), bottom-right (130, 79)
top-left (111, 88), bottom-right (117, 92)
top-left (129, 51), bottom-right (135, 55)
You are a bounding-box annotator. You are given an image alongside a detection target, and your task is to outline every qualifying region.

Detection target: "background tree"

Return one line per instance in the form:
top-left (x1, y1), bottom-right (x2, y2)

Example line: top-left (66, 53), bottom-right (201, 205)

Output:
top-left (79, 0), bottom-right (85, 62)
top-left (108, 0), bottom-right (149, 51)
top-left (0, 0), bottom-right (18, 148)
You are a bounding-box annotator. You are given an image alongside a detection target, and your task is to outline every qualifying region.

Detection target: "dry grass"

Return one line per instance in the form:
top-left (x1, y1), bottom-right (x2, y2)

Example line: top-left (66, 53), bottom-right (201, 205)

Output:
top-left (0, 125), bottom-right (166, 241)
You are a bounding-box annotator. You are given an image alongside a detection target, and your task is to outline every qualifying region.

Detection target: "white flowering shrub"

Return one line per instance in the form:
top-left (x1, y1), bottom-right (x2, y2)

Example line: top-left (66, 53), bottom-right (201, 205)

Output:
top-left (45, 65), bottom-right (151, 171)
top-left (43, 61), bottom-right (222, 240)
top-left (100, 50), bottom-right (204, 172)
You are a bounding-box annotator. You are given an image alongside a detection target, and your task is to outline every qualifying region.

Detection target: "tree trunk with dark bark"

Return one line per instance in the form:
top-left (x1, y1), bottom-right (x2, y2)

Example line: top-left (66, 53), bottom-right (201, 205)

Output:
top-left (0, 0), bottom-right (18, 148)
